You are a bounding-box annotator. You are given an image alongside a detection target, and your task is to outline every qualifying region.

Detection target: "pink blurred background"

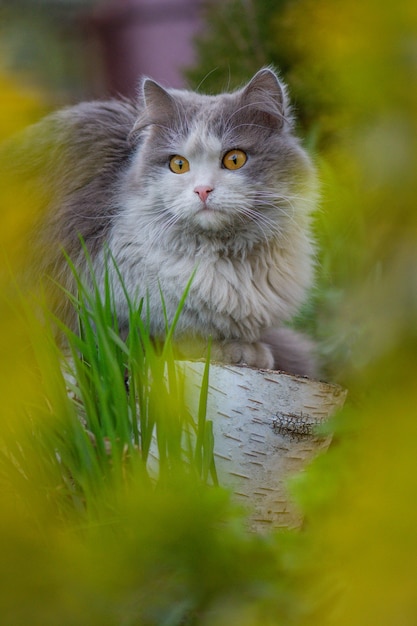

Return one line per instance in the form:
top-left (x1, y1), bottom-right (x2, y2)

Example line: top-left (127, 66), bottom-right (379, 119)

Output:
top-left (86, 0), bottom-right (204, 96)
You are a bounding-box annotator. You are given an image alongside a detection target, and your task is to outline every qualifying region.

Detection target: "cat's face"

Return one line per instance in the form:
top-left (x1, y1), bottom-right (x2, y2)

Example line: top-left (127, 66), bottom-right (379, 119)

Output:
top-left (126, 69), bottom-right (315, 241)
top-left (146, 129), bottom-right (255, 232)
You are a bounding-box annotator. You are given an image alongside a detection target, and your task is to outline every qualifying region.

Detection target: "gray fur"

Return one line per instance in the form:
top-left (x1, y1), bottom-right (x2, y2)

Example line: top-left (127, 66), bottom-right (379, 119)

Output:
top-left (18, 68), bottom-right (318, 376)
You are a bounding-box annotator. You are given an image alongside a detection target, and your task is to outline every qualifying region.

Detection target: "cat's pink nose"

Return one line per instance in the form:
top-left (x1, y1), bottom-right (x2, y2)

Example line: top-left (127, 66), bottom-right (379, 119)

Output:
top-left (194, 185), bottom-right (213, 203)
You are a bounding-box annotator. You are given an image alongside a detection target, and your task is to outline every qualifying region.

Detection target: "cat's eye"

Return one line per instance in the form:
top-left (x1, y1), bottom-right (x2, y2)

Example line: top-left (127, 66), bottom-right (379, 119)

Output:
top-left (169, 155), bottom-right (190, 174)
top-left (222, 149), bottom-right (247, 171)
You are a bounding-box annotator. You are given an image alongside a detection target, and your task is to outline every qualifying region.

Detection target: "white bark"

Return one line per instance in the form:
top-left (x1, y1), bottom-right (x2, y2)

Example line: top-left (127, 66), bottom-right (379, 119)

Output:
top-left (183, 362), bottom-right (347, 531)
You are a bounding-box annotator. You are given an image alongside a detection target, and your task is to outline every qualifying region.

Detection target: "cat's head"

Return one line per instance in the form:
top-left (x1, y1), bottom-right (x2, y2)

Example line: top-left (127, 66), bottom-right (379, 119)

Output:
top-left (126, 68), bottom-right (316, 242)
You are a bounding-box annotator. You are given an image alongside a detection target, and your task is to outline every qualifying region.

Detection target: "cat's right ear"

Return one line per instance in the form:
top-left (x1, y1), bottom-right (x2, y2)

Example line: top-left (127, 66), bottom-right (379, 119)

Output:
top-left (143, 79), bottom-right (173, 113)
top-left (130, 79), bottom-right (178, 143)
top-left (141, 78), bottom-right (179, 126)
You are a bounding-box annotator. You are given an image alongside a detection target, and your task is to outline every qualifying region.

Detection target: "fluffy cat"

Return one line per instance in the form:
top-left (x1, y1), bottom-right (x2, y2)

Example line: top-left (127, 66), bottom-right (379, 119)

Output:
top-left (15, 68), bottom-right (318, 376)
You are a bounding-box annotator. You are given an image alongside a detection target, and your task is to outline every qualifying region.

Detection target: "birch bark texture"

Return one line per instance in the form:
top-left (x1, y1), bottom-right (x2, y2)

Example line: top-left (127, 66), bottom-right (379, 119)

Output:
top-left (183, 362), bottom-right (347, 531)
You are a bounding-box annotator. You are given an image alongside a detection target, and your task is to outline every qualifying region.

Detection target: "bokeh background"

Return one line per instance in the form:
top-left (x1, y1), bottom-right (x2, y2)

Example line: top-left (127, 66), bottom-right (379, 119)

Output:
top-left (1, 0), bottom-right (417, 624)
top-left (1, 0), bottom-right (204, 101)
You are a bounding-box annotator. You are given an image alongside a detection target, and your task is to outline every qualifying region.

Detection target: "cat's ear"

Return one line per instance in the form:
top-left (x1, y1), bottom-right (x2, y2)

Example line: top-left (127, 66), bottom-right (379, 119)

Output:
top-left (141, 78), bottom-right (178, 124)
top-left (130, 79), bottom-right (178, 143)
top-left (241, 68), bottom-right (291, 130)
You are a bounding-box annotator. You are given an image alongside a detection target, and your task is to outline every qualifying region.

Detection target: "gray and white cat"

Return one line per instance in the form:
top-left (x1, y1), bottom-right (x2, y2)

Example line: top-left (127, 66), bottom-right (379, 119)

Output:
top-left (21, 68), bottom-right (318, 376)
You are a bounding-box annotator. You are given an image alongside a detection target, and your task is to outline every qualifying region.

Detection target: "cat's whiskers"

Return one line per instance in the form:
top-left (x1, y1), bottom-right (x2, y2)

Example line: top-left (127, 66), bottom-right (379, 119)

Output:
top-left (239, 190), bottom-right (307, 245)
top-left (195, 67), bottom-right (220, 92)
top-left (251, 190), bottom-right (303, 225)
top-left (233, 203), bottom-right (283, 249)
top-left (257, 190), bottom-right (316, 212)
top-left (255, 186), bottom-right (316, 205)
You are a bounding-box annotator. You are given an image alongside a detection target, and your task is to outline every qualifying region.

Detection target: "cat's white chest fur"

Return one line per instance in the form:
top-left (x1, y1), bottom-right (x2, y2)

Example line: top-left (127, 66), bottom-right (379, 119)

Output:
top-left (115, 236), bottom-right (310, 342)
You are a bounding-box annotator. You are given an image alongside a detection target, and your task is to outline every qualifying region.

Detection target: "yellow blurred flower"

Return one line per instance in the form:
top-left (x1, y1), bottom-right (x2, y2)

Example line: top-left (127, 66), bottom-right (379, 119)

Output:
top-left (0, 69), bottom-right (47, 268)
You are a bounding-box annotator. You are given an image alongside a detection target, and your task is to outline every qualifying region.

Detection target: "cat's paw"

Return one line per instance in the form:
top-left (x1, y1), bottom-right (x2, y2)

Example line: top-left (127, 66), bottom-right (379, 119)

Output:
top-left (213, 340), bottom-right (275, 370)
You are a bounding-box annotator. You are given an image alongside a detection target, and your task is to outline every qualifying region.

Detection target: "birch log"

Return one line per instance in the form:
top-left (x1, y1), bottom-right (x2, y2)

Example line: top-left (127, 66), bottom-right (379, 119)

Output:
top-left (183, 362), bottom-right (347, 531)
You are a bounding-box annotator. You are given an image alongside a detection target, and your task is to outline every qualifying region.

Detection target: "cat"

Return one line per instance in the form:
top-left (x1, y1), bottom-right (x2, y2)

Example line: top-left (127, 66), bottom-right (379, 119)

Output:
top-left (13, 68), bottom-right (318, 376)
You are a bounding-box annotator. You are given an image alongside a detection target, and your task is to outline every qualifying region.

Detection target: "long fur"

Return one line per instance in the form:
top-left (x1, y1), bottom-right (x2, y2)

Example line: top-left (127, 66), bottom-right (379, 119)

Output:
top-left (12, 68), bottom-right (318, 376)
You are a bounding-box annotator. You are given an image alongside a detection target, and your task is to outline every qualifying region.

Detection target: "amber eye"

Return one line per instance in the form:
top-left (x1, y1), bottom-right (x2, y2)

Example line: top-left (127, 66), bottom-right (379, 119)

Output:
top-left (222, 149), bottom-right (247, 170)
top-left (169, 155), bottom-right (190, 174)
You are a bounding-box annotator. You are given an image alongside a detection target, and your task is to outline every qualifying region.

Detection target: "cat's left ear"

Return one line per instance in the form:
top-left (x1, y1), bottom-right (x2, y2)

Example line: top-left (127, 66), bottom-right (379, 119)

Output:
top-left (241, 68), bottom-right (291, 130)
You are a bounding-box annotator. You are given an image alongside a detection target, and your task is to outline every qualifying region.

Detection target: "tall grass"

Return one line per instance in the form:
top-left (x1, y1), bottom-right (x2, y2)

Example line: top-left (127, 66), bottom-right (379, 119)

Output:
top-left (22, 249), bottom-right (218, 522)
